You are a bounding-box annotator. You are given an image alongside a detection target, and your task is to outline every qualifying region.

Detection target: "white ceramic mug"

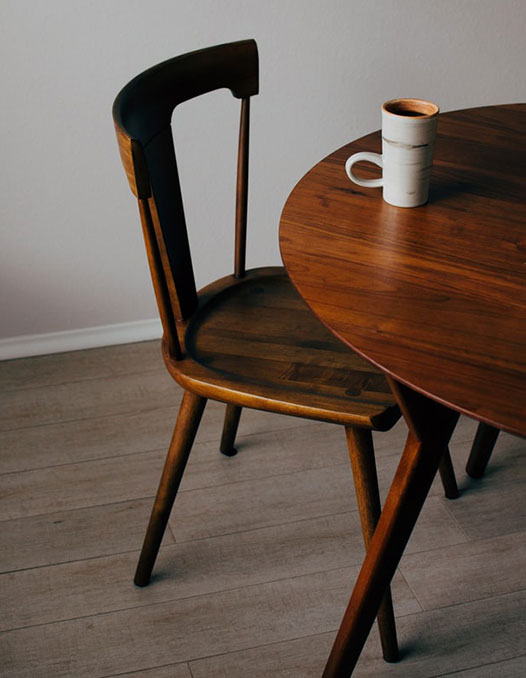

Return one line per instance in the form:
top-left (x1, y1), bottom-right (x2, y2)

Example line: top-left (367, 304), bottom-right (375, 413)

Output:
top-left (345, 98), bottom-right (439, 208)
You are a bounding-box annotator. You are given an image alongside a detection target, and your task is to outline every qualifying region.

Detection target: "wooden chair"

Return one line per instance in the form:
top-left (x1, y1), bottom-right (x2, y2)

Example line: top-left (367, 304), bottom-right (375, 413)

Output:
top-left (113, 39), bottom-right (459, 664)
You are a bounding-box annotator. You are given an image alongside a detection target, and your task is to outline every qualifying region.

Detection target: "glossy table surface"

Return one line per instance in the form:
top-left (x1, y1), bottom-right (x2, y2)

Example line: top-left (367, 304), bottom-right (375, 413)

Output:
top-left (280, 104), bottom-right (526, 438)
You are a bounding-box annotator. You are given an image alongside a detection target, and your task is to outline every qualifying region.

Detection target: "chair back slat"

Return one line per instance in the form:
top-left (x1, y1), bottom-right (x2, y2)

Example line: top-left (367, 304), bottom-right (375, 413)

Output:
top-left (113, 40), bottom-right (259, 353)
top-left (143, 127), bottom-right (198, 320)
top-left (114, 126), bottom-right (151, 199)
top-left (138, 198), bottom-right (181, 358)
top-left (234, 98), bottom-right (250, 278)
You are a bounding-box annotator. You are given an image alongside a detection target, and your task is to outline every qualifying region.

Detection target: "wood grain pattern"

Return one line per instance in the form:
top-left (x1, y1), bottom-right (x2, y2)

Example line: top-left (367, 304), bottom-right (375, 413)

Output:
top-left (280, 105), bottom-right (525, 674)
top-left (169, 269), bottom-right (400, 429)
top-left (280, 104), bottom-right (526, 437)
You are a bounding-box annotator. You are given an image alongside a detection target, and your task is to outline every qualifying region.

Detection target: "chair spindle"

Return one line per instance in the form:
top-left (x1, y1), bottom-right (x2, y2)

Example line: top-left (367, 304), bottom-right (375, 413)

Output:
top-left (235, 98), bottom-right (250, 278)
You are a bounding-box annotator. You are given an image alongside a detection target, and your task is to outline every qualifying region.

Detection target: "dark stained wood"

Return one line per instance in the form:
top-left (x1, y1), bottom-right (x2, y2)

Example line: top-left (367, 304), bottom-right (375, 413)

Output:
top-left (279, 104), bottom-right (525, 676)
top-left (137, 198), bottom-right (181, 358)
top-left (113, 41), bottom-right (259, 145)
top-left (113, 40), bottom-right (459, 664)
top-left (113, 40), bottom-right (259, 324)
top-left (134, 390), bottom-right (206, 586)
top-left (234, 98), bottom-right (250, 278)
top-left (114, 127), bottom-right (151, 199)
top-left (220, 404), bottom-right (242, 456)
top-left (280, 104), bottom-right (526, 438)
top-left (323, 385), bottom-right (460, 677)
top-left (166, 268), bottom-right (400, 429)
top-left (466, 423), bottom-right (500, 478)
top-left (344, 428), bottom-right (398, 663)
top-left (438, 446), bottom-right (459, 499)
top-left (144, 128), bottom-right (198, 321)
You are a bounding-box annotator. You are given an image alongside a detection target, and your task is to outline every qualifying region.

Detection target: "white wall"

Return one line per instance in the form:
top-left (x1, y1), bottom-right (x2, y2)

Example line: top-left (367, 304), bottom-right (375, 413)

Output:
top-left (1, 0), bottom-right (525, 356)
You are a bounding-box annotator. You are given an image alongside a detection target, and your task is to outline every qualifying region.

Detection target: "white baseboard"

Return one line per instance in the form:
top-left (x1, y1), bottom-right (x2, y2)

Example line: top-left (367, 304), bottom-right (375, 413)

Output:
top-left (0, 319), bottom-right (163, 361)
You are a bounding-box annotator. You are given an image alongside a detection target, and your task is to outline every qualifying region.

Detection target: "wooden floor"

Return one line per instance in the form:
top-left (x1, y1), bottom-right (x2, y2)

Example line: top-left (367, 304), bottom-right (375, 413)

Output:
top-left (0, 340), bottom-right (525, 677)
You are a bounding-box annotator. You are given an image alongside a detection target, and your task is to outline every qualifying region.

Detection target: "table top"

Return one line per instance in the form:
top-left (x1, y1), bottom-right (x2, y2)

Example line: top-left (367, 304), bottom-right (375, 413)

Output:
top-left (280, 104), bottom-right (526, 437)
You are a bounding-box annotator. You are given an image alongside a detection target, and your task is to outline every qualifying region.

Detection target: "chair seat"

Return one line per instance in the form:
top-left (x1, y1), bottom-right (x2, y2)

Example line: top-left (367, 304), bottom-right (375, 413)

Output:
top-left (165, 267), bottom-right (400, 430)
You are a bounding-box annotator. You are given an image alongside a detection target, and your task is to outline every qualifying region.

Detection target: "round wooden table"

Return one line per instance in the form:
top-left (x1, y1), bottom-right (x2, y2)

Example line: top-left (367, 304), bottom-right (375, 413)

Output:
top-left (279, 104), bottom-right (526, 677)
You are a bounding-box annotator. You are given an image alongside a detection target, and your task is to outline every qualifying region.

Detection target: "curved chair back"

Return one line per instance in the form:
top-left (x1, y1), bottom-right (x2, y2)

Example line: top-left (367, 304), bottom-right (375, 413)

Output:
top-left (113, 40), bottom-right (259, 358)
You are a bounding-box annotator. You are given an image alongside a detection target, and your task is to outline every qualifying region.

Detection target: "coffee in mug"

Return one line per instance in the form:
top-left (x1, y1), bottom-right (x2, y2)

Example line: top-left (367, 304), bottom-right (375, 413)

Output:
top-left (345, 98), bottom-right (439, 208)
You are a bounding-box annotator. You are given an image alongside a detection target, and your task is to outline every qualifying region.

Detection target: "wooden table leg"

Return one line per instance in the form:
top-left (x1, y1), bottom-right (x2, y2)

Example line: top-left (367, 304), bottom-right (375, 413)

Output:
top-left (322, 381), bottom-right (459, 677)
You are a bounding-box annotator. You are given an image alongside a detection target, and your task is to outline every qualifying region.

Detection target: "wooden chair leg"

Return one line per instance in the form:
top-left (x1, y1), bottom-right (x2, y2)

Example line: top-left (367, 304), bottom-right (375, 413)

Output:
top-left (466, 422), bottom-right (499, 478)
top-left (345, 427), bottom-right (399, 663)
top-left (134, 390), bottom-right (207, 587)
top-left (438, 447), bottom-right (459, 499)
top-left (324, 385), bottom-right (459, 678)
top-left (220, 404), bottom-right (242, 457)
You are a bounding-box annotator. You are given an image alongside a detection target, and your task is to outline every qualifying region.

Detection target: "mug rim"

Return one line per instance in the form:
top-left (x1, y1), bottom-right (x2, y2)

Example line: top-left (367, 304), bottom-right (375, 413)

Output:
top-left (383, 98), bottom-right (439, 119)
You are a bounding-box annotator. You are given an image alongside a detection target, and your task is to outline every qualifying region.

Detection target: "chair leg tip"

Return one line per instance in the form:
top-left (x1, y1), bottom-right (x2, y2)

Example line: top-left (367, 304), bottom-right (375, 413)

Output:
top-left (220, 447), bottom-right (238, 457)
top-left (134, 573), bottom-right (151, 587)
top-left (466, 466), bottom-right (485, 479)
top-left (383, 649), bottom-right (399, 663)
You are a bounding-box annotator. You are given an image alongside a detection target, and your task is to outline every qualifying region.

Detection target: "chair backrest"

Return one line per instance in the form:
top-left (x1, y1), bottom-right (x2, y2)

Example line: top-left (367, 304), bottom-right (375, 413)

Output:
top-left (113, 40), bottom-right (259, 359)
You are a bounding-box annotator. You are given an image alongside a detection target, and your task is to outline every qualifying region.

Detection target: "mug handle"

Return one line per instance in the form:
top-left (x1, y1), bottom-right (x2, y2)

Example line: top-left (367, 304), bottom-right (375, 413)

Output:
top-left (345, 152), bottom-right (383, 187)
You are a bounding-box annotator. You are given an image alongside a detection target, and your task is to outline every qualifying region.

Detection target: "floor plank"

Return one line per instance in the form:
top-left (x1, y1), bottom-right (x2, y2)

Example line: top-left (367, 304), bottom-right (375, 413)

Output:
top-left (0, 341), bottom-right (165, 392)
top-left (400, 530), bottom-right (526, 610)
top-left (0, 499), bottom-right (157, 572)
top-left (0, 397), bottom-right (322, 475)
top-left (0, 420), bottom-right (380, 519)
top-left (189, 591), bottom-right (526, 678)
top-left (102, 665), bottom-right (192, 678)
top-left (102, 664), bottom-right (192, 678)
top-left (436, 655), bottom-right (526, 677)
top-left (0, 342), bottom-right (523, 678)
top-left (0, 567), bottom-right (394, 678)
top-left (170, 469), bottom-right (467, 552)
top-left (0, 371), bottom-right (179, 431)
top-left (0, 407), bottom-right (178, 474)
top-left (0, 512), bottom-right (419, 633)
top-left (444, 431), bottom-right (526, 540)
